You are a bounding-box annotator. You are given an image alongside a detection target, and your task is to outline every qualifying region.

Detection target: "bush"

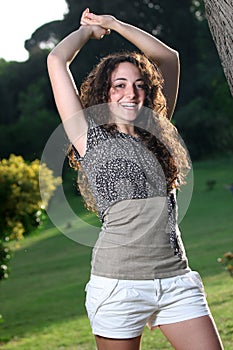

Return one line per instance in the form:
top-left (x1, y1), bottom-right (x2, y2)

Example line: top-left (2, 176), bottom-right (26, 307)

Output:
top-left (0, 240), bottom-right (11, 281)
top-left (0, 154), bottom-right (61, 241)
top-left (0, 154), bottom-right (61, 283)
top-left (218, 251), bottom-right (233, 277)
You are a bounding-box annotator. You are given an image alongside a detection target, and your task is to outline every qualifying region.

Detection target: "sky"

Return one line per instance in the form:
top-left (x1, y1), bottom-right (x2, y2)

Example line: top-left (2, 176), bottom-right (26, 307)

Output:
top-left (0, 0), bottom-right (68, 62)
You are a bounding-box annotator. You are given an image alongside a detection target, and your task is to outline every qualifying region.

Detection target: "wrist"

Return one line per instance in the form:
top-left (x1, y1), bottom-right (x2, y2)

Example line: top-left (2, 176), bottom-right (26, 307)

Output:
top-left (78, 25), bottom-right (93, 39)
top-left (109, 18), bottom-right (125, 32)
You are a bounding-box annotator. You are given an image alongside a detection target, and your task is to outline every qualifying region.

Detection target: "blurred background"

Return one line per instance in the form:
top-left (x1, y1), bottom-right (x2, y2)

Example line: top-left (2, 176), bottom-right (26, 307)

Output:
top-left (0, 1), bottom-right (232, 349)
top-left (0, 0), bottom-right (232, 161)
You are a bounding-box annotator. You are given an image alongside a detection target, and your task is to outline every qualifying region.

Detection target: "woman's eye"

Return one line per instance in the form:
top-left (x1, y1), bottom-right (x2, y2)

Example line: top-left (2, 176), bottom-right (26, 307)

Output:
top-left (136, 84), bottom-right (145, 89)
top-left (115, 84), bottom-right (125, 88)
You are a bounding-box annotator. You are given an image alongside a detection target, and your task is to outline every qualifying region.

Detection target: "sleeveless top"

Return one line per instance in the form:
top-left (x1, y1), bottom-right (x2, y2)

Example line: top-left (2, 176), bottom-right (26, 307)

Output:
top-left (73, 116), bottom-right (190, 279)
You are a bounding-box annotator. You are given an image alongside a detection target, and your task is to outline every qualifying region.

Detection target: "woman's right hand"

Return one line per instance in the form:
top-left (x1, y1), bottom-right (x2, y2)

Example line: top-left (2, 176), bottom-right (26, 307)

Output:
top-left (80, 8), bottom-right (116, 31)
top-left (80, 8), bottom-right (111, 40)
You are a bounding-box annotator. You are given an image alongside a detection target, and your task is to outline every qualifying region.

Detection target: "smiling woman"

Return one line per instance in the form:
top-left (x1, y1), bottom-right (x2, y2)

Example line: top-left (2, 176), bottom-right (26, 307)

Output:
top-left (46, 7), bottom-right (224, 350)
top-left (108, 61), bottom-right (146, 132)
top-left (0, 0), bottom-right (68, 62)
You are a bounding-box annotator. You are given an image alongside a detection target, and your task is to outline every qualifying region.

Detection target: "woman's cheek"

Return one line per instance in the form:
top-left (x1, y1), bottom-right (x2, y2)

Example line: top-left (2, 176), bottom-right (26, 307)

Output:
top-left (109, 89), bottom-right (122, 102)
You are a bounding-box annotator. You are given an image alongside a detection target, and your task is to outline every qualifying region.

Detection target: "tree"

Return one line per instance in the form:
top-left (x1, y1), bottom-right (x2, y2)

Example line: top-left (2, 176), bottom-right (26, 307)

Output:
top-left (0, 0), bottom-right (232, 160)
top-left (203, 0), bottom-right (233, 96)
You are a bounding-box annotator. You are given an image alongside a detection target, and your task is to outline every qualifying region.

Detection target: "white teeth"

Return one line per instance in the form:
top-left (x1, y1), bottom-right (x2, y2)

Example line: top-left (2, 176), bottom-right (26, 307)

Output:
top-left (121, 103), bottom-right (137, 107)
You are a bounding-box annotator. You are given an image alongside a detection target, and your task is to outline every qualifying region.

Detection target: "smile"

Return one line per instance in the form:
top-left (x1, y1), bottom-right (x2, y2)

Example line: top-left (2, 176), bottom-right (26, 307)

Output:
top-left (120, 102), bottom-right (138, 108)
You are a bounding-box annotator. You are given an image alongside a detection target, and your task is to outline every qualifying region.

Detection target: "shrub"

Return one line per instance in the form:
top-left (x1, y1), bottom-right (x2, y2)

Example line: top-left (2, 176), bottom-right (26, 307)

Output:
top-left (0, 154), bottom-right (61, 284)
top-left (0, 154), bottom-right (61, 241)
top-left (0, 240), bottom-right (11, 280)
top-left (218, 251), bottom-right (233, 277)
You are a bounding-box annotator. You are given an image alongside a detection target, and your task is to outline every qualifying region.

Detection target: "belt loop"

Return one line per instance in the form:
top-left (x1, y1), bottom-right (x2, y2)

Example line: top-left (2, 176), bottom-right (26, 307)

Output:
top-left (153, 278), bottom-right (160, 297)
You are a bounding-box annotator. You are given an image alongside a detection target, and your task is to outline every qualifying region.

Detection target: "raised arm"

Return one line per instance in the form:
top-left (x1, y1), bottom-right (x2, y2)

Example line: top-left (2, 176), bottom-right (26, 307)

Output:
top-left (81, 10), bottom-right (180, 120)
top-left (47, 19), bottom-right (108, 156)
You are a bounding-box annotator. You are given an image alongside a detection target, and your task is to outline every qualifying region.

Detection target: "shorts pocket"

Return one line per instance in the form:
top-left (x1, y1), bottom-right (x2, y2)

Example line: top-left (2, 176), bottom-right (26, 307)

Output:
top-left (85, 276), bottom-right (119, 325)
top-left (178, 271), bottom-right (205, 294)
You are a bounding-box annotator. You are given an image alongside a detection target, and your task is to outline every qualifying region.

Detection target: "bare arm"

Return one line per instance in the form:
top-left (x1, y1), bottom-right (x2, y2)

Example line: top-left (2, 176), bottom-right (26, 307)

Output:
top-left (81, 11), bottom-right (180, 120)
top-left (47, 19), bottom-right (108, 156)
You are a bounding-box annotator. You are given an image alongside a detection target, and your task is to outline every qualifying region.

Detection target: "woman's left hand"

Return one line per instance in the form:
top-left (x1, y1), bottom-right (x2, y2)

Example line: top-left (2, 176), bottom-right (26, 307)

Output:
top-left (80, 8), bottom-right (112, 35)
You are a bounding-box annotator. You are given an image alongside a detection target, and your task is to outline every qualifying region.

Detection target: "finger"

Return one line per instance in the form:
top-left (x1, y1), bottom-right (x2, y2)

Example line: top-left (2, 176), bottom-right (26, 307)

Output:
top-left (85, 12), bottom-right (99, 21)
top-left (83, 7), bottom-right (90, 15)
top-left (81, 15), bottom-right (96, 24)
top-left (80, 7), bottom-right (89, 24)
top-left (106, 29), bottom-right (111, 35)
top-left (80, 17), bottom-right (89, 25)
top-left (81, 7), bottom-right (89, 19)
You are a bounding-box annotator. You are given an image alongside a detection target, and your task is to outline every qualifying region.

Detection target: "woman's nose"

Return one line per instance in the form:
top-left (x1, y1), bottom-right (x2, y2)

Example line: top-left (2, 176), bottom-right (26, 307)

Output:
top-left (125, 84), bottom-right (136, 98)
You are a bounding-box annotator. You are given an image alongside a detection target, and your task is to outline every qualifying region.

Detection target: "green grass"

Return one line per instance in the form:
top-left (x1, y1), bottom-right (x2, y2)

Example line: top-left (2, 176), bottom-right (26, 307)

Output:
top-left (0, 158), bottom-right (233, 349)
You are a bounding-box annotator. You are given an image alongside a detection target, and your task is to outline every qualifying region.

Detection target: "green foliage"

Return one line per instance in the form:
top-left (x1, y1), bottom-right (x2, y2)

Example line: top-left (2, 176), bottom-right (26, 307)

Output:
top-left (0, 0), bottom-right (232, 161)
top-left (0, 154), bottom-right (61, 242)
top-left (14, 78), bottom-right (59, 159)
top-left (0, 72), bottom-right (59, 160)
top-left (0, 240), bottom-right (11, 280)
top-left (175, 93), bottom-right (233, 159)
top-left (218, 252), bottom-right (233, 277)
top-left (0, 154), bottom-right (61, 283)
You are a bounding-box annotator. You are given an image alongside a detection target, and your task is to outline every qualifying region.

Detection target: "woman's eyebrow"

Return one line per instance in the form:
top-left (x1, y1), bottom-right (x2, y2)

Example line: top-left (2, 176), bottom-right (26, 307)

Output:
top-left (112, 77), bottom-right (144, 82)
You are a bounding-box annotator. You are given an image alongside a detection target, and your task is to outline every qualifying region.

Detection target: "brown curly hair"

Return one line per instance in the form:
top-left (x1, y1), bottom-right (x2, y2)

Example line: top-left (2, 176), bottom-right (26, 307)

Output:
top-left (68, 51), bottom-right (190, 213)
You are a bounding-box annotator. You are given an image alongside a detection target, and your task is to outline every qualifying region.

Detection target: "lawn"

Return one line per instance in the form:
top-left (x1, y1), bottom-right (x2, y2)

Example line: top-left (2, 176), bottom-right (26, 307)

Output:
top-left (0, 158), bottom-right (232, 349)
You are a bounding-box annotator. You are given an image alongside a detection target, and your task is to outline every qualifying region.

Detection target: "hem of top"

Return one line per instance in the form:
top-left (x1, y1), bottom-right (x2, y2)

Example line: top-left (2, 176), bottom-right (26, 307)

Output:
top-left (90, 267), bottom-right (191, 280)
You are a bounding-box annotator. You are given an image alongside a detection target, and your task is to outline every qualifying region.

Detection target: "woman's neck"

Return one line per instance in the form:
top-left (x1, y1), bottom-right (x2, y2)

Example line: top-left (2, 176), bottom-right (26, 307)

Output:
top-left (116, 123), bottom-right (138, 137)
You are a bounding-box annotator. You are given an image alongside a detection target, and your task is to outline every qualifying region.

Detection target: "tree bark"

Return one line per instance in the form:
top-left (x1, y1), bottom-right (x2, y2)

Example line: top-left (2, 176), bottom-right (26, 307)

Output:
top-left (203, 0), bottom-right (233, 96)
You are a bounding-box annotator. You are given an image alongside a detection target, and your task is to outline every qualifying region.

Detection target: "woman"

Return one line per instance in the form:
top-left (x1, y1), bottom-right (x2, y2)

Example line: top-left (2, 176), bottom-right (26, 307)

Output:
top-left (47, 8), bottom-right (223, 350)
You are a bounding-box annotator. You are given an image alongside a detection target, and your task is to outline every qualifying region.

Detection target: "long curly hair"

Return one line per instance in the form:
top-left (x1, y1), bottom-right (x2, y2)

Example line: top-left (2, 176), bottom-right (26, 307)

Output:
top-left (68, 51), bottom-right (190, 212)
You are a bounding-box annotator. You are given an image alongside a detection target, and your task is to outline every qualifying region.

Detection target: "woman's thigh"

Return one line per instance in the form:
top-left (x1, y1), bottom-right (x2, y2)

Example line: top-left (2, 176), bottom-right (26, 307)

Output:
top-left (95, 335), bottom-right (142, 350)
top-left (159, 315), bottom-right (223, 350)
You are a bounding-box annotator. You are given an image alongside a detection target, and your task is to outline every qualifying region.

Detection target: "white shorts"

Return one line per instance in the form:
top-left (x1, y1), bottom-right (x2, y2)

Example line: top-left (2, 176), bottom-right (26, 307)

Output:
top-left (85, 271), bottom-right (211, 339)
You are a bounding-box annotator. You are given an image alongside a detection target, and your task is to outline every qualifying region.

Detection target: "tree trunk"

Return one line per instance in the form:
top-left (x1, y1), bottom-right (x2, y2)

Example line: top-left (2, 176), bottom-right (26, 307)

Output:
top-left (203, 0), bottom-right (233, 96)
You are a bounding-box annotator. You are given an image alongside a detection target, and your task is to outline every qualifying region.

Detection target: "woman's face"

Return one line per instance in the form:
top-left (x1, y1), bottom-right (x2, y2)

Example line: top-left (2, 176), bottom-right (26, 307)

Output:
top-left (108, 62), bottom-right (146, 124)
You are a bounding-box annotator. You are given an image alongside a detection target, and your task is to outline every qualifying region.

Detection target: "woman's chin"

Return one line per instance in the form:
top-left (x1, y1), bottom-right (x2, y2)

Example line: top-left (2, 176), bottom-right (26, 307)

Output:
top-left (109, 107), bottom-right (140, 123)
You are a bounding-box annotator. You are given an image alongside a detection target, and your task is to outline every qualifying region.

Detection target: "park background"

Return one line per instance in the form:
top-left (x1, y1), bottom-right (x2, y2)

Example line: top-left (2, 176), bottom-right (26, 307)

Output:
top-left (0, 0), bottom-right (233, 349)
